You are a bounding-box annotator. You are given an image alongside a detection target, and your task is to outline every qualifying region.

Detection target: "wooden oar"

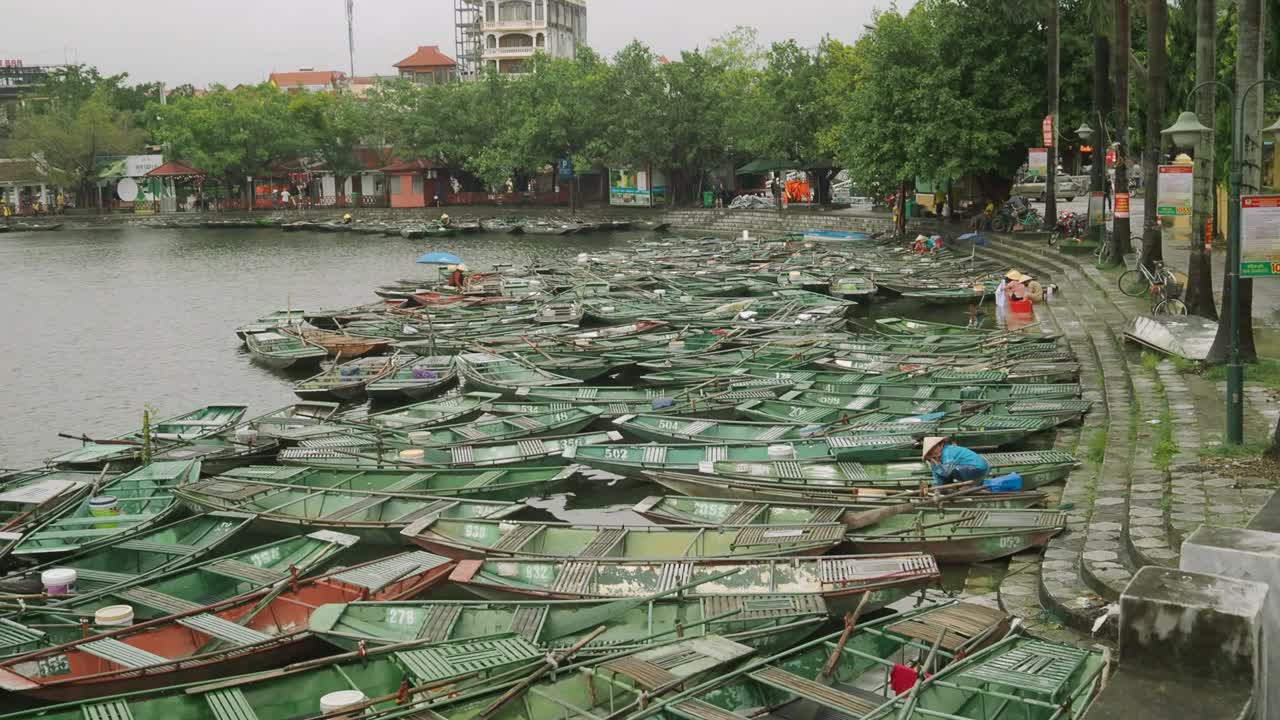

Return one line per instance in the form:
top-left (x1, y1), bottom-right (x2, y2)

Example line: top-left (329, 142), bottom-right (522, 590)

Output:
top-left (477, 625), bottom-right (608, 720)
top-left (841, 504), bottom-right (918, 530)
top-left (895, 628), bottom-right (947, 720)
top-left (821, 591), bottom-right (872, 679)
top-left (56, 433), bottom-right (140, 446)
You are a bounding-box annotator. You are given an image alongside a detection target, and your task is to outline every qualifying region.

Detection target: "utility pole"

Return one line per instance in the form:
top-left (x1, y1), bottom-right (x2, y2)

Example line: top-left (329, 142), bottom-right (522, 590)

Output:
top-left (345, 0), bottom-right (356, 81)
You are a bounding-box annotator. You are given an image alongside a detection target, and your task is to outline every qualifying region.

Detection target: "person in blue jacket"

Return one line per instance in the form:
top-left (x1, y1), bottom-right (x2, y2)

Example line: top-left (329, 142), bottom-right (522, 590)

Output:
top-left (922, 436), bottom-right (991, 488)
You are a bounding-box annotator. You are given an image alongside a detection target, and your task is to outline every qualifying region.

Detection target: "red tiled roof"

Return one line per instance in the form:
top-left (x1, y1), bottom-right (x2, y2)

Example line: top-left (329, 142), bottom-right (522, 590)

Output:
top-left (269, 70), bottom-right (345, 87)
top-left (145, 161), bottom-right (205, 178)
top-left (394, 46), bottom-right (457, 70)
top-left (380, 158), bottom-right (436, 173)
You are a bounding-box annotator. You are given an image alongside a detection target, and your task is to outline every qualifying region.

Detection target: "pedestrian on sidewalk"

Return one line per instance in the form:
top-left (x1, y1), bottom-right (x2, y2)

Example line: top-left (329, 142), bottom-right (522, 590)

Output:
top-left (1104, 174), bottom-right (1113, 212)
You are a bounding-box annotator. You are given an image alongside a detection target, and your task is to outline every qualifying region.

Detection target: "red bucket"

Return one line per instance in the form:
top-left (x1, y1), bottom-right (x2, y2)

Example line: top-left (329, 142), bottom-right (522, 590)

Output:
top-left (1008, 298), bottom-right (1034, 314)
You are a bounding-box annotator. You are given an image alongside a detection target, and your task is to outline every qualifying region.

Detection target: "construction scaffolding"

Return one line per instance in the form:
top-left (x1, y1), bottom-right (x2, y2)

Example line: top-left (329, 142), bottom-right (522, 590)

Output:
top-left (454, 0), bottom-right (483, 80)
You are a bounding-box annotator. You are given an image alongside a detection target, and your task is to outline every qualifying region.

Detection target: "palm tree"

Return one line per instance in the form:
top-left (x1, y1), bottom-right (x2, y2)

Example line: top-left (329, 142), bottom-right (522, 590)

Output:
top-left (1208, 0), bottom-right (1260, 364)
top-left (1139, 0), bottom-right (1167, 272)
top-left (1185, 0), bottom-right (1219, 319)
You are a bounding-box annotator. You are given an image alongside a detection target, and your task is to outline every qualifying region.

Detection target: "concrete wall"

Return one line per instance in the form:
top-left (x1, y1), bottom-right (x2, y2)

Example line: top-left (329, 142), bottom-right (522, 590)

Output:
top-left (660, 209), bottom-right (895, 237)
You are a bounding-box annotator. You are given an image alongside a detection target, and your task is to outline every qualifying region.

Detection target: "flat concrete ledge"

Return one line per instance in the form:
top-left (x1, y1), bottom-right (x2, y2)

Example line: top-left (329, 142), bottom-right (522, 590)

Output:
top-left (1085, 669), bottom-right (1253, 720)
top-left (1247, 491), bottom-right (1280, 533)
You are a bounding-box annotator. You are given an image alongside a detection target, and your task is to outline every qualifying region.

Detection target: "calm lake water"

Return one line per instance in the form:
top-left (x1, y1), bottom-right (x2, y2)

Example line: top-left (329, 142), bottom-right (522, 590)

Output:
top-left (0, 224), bottom-right (978, 470)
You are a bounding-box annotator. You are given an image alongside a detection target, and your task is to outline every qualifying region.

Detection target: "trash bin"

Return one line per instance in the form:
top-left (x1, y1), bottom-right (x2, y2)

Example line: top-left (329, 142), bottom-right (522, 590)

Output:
top-left (702, 191), bottom-right (714, 208)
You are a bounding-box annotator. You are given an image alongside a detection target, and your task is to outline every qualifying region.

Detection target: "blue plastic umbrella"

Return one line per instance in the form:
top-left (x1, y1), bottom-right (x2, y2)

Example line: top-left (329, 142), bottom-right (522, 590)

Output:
top-left (416, 251), bottom-right (463, 265)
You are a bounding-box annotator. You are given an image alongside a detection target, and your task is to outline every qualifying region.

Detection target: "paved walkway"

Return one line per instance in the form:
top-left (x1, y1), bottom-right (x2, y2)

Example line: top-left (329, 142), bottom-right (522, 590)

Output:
top-left (963, 233), bottom-right (1280, 641)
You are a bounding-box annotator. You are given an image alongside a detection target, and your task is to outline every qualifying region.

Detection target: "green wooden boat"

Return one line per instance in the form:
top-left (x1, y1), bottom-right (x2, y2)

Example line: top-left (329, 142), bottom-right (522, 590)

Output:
top-left (292, 355), bottom-right (398, 403)
top-left (643, 601), bottom-right (1019, 720)
top-left (612, 413), bottom-right (936, 449)
top-left (174, 471), bottom-right (528, 544)
top-left (0, 512), bottom-right (254, 597)
top-left (243, 330), bottom-right (327, 369)
top-left (344, 392), bottom-right (502, 431)
top-left (794, 380), bottom-right (1083, 402)
top-left (365, 355), bottom-right (457, 402)
top-left (0, 468), bottom-right (120, 546)
top-left (900, 286), bottom-right (997, 305)
top-left (401, 516), bottom-right (847, 560)
top-left (633, 493), bottom-right (1047, 534)
top-left (0, 531), bottom-right (358, 660)
top-left (49, 405), bottom-right (248, 468)
top-left (633, 344), bottom-right (833, 372)
top-left (151, 402), bottom-right (342, 475)
top-left (308, 405), bottom-right (605, 450)
top-left (516, 377), bottom-right (796, 405)
top-left (876, 316), bottom-right (1062, 341)
top-left (0, 633), bottom-right (545, 720)
top-left (743, 394), bottom-right (1093, 426)
top-left (448, 552), bottom-right (939, 615)
top-left (657, 449), bottom-right (1080, 496)
top-left (309, 594), bottom-right (828, 655)
top-left (0, 551), bottom-right (456, 703)
top-left (565, 437), bottom-right (921, 477)
top-left (280, 430), bottom-right (623, 470)
top-left (840, 507), bottom-right (1067, 563)
top-left (192, 464), bottom-right (579, 503)
top-left (10, 460), bottom-right (202, 559)
top-left (829, 274), bottom-right (877, 300)
top-left (456, 352), bottom-right (582, 395)
top-left (862, 634), bottom-right (1107, 719)
top-left (233, 308), bottom-right (309, 342)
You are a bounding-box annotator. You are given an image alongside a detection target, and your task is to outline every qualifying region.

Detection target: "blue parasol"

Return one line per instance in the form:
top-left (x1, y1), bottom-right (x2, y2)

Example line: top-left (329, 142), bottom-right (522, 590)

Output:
top-left (416, 251), bottom-right (463, 265)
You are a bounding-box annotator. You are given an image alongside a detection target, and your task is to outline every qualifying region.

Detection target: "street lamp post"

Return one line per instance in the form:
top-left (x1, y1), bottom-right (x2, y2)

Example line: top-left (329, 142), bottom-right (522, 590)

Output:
top-left (1165, 79), bottom-right (1280, 445)
top-left (1075, 121), bottom-right (1106, 249)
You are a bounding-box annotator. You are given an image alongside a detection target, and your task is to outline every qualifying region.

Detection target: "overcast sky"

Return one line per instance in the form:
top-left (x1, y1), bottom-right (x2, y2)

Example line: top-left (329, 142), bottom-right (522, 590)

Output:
top-left (1, 0), bottom-right (910, 87)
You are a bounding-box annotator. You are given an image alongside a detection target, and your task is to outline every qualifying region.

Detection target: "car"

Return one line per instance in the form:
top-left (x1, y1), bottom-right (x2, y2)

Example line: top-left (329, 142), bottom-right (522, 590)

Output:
top-left (1012, 172), bottom-right (1079, 202)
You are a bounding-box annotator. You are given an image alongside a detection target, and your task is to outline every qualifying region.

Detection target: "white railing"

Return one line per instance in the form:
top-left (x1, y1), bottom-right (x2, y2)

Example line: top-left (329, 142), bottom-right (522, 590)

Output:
top-left (486, 18), bottom-right (545, 29)
top-left (488, 46), bottom-right (536, 56)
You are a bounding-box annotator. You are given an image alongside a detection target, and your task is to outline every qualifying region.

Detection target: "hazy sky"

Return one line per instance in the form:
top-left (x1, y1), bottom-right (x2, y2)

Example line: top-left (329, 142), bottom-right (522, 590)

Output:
top-left (1, 0), bottom-right (909, 87)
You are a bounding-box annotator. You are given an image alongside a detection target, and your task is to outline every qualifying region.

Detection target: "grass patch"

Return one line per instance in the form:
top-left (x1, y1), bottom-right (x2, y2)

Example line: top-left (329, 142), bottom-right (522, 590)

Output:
top-left (1199, 441), bottom-right (1270, 459)
top-left (1087, 429), bottom-right (1108, 465)
top-left (1203, 358), bottom-right (1280, 390)
top-left (1170, 355), bottom-right (1198, 375)
top-left (1139, 351), bottom-right (1160, 373)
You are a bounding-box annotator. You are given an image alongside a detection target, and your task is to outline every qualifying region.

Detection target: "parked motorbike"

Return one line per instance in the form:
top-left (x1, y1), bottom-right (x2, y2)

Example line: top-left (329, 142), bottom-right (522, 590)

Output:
top-left (1048, 211), bottom-right (1088, 246)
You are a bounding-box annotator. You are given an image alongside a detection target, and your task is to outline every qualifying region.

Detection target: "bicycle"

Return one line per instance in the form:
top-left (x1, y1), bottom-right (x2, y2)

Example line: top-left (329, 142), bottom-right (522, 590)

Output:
top-left (1118, 258), bottom-right (1186, 315)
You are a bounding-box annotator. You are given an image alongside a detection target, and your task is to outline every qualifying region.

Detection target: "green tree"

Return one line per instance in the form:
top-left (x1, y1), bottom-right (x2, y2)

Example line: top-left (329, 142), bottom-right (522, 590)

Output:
top-left (10, 89), bottom-right (144, 206)
top-left (288, 91), bottom-right (366, 202)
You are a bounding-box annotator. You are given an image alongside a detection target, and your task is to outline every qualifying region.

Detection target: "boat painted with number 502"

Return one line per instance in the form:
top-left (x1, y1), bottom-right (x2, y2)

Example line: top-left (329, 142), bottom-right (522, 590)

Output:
top-left (400, 516), bottom-right (848, 560)
top-left (447, 552), bottom-right (939, 615)
top-left (308, 594), bottom-right (829, 655)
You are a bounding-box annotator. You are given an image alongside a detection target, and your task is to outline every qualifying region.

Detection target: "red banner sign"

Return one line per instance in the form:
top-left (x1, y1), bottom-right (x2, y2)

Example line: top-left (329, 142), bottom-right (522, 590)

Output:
top-left (1042, 115), bottom-right (1054, 147)
top-left (1115, 192), bottom-right (1130, 219)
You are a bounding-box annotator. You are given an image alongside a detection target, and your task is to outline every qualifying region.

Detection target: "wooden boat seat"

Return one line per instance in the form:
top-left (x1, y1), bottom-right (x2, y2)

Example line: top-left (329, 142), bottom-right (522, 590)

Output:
top-left (177, 613), bottom-right (273, 646)
top-left (463, 470), bottom-right (504, 488)
top-left (321, 495), bottom-right (388, 521)
top-left (887, 603), bottom-right (1007, 652)
top-left (956, 639), bottom-right (1091, 703)
top-left (516, 439), bottom-right (545, 458)
top-left (505, 415), bottom-right (542, 431)
top-left (83, 700), bottom-right (136, 720)
top-left (551, 561), bottom-right (597, 594)
top-left (508, 605), bottom-right (548, 642)
top-left (721, 503), bottom-right (765, 525)
top-left (656, 562), bottom-right (692, 593)
top-left (600, 656), bottom-right (677, 689)
top-left (0, 618), bottom-right (44, 653)
top-left (747, 665), bottom-right (878, 718)
top-left (72, 568), bottom-right (137, 588)
top-left (580, 529), bottom-right (626, 557)
top-left (809, 507), bottom-right (844, 523)
top-left (204, 559), bottom-right (282, 584)
top-left (490, 524), bottom-right (543, 552)
top-left (394, 636), bottom-right (540, 683)
top-left (450, 445), bottom-right (476, 464)
top-left (452, 425), bottom-right (489, 441)
top-left (669, 699), bottom-right (750, 720)
top-left (80, 637), bottom-right (168, 669)
top-left (394, 500), bottom-right (459, 524)
top-left (204, 687), bottom-right (260, 720)
top-left (416, 604), bottom-right (463, 641)
top-left (330, 551), bottom-right (449, 591)
top-left (732, 525), bottom-right (841, 549)
top-left (116, 587), bottom-right (202, 615)
top-left (113, 540), bottom-right (199, 556)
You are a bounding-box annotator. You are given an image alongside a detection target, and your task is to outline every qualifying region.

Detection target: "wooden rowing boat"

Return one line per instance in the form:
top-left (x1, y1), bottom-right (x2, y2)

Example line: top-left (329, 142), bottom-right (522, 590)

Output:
top-left (564, 436), bottom-right (921, 476)
top-left (50, 405), bottom-right (248, 468)
top-left (309, 594), bottom-right (828, 655)
top-left (292, 356), bottom-right (398, 403)
top-left (243, 331), bottom-right (326, 369)
top-left (447, 552), bottom-right (940, 615)
top-left (456, 352), bottom-right (581, 395)
top-left (364, 355), bottom-right (457, 402)
top-left (343, 391), bottom-right (500, 431)
top-left (280, 430), bottom-right (623, 470)
top-left (0, 551), bottom-right (454, 702)
top-left (284, 327), bottom-right (393, 358)
top-left (0, 468), bottom-right (119, 549)
top-left (0, 531), bottom-right (358, 660)
top-left (10, 460), bottom-right (202, 559)
top-left (151, 402), bottom-right (342, 474)
top-left (401, 516), bottom-right (847, 560)
top-left (174, 469), bottom-right (529, 543)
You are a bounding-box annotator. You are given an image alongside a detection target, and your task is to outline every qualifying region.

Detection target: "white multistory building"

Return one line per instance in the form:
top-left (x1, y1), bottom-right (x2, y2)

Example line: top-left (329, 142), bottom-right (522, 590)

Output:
top-left (455, 0), bottom-right (587, 77)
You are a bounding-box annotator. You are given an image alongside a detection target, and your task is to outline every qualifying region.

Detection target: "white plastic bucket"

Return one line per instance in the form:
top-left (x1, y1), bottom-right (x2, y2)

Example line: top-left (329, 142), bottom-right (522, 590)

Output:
top-left (88, 496), bottom-right (120, 529)
top-left (234, 427), bottom-right (260, 445)
top-left (398, 449), bottom-right (426, 461)
top-left (95, 605), bottom-right (133, 626)
top-left (407, 431), bottom-right (433, 445)
top-left (788, 271), bottom-right (802, 283)
top-left (320, 690), bottom-right (367, 717)
top-left (41, 568), bottom-right (77, 596)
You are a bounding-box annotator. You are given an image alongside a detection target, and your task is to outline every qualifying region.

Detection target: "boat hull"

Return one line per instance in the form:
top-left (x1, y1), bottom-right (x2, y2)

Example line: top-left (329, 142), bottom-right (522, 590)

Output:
top-left (844, 526), bottom-right (1063, 563)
